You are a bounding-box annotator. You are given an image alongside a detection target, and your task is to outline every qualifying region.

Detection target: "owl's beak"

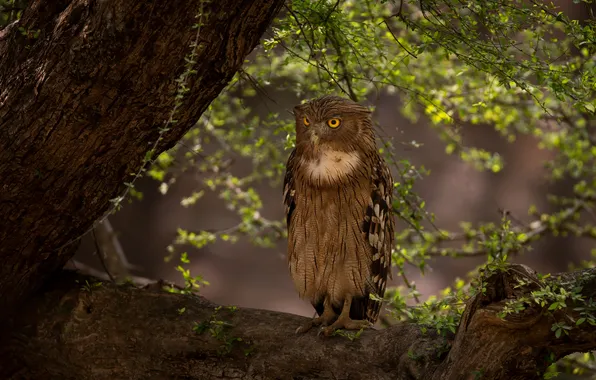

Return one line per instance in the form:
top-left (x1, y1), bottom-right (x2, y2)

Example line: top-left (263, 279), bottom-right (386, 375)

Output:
top-left (313, 122), bottom-right (329, 136)
top-left (309, 124), bottom-right (327, 152)
top-left (311, 123), bottom-right (327, 138)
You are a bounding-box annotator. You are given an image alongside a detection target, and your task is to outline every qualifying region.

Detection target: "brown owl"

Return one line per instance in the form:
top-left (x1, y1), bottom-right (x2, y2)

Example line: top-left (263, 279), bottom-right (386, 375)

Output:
top-left (283, 95), bottom-right (394, 336)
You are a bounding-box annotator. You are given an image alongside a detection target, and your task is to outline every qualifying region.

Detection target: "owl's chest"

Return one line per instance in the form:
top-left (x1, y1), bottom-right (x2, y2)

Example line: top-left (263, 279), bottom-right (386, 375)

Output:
top-left (288, 180), bottom-right (373, 302)
top-left (292, 180), bottom-right (370, 235)
top-left (303, 149), bottom-right (362, 184)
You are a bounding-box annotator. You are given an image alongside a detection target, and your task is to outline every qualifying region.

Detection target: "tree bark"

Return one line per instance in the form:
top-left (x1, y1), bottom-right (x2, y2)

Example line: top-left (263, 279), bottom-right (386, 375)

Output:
top-left (0, 0), bottom-right (284, 315)
top-left (1, 264), bottom-right (595, 380)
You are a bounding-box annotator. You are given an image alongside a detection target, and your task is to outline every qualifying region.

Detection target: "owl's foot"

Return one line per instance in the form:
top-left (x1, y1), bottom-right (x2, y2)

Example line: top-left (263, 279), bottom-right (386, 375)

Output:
top-left (295, 315), bottom-right (336, 334)
top-left (319, 316), bottom-right (372, 336)
top-left (319, 294), bottom-right (373, 336)
top-left (295, 312), bottom-right (338, 334)
top-left (296, 299), bottom-right (337, 334)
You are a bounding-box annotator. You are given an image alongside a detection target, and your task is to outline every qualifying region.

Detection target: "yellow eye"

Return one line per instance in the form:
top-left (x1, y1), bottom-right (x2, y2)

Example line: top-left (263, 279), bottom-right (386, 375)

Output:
top-left (327, 118), bottom-right (341, 128)
top-left (303, 117), bottom-right (310, 126)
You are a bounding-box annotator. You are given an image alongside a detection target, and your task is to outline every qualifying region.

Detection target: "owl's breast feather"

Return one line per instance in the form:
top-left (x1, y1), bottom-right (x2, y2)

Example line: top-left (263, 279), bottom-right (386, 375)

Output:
top-left (302, 149), bottom-right (361, 184)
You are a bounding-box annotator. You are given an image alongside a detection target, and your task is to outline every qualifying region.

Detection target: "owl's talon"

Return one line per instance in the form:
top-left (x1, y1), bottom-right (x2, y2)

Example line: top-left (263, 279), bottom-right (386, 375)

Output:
top-left (295, 321), bottom-right (314, 334)
top-left (296, 306), bottom-right (337, 334)
top-left (321, 317), bottom-right (373, 337)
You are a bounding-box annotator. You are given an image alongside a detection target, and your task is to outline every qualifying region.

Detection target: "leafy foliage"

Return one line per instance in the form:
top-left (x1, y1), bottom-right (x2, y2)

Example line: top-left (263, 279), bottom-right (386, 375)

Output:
top-left (193, 305), bottom-right (253, 356)
top-left (0, 0), bottom-right (26, 27)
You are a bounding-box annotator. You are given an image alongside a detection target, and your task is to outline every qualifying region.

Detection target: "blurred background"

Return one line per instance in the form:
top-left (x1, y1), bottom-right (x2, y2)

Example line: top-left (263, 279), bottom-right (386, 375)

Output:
top-left (71, 1), bottom-right (594, 320)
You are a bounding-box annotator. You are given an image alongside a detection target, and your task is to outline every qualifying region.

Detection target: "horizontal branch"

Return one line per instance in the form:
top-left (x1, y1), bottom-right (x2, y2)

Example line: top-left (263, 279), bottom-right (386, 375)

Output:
top-left (2, 264), bottom-right (596, 379)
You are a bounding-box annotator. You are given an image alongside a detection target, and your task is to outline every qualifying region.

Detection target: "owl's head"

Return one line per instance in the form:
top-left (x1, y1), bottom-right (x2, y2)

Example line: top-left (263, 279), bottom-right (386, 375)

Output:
top-left (293, 95), bottom-right (375, 154)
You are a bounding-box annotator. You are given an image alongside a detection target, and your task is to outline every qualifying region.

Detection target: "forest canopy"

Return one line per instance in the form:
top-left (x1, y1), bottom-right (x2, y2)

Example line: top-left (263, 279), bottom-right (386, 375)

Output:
top-left (2, 0), bottom-right (596, 378)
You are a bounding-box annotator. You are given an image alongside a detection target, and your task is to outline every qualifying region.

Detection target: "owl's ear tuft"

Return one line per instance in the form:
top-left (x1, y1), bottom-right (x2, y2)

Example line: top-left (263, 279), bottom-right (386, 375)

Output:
top-left (293, 105), bottom-right (303, 116)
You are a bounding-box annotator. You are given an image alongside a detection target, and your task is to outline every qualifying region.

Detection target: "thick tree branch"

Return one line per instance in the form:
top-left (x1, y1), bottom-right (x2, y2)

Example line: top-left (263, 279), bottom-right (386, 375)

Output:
top-left (2, 264), bottom-right (596, 379)
top-left (0, 0), bottom-right (284, 315)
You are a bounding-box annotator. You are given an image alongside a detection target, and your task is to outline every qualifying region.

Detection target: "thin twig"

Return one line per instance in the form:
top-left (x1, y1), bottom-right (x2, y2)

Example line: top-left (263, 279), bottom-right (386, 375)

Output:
top-left (92, 228), bottom-right (116, 283)
top-left (383, 20), bottom-right (417, 58)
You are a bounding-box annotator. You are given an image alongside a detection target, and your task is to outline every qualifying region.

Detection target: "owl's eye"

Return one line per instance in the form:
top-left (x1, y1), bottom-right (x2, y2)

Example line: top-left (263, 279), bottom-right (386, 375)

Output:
top-left (327, 118), bottom-right (341, 128)
top-left (303, 117), bottom-right (310, 126)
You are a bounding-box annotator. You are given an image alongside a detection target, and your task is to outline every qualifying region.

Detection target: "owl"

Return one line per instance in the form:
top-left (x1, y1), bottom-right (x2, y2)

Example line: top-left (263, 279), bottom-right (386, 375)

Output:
top-left (283, 95), bottom-right (394, 336)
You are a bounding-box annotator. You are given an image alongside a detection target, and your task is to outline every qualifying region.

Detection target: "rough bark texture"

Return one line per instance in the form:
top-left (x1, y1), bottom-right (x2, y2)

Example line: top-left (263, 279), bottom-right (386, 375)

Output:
top-left (0, 0), bottom-right (284, 315)
top-left (1, 264), bottom-right (596, 380)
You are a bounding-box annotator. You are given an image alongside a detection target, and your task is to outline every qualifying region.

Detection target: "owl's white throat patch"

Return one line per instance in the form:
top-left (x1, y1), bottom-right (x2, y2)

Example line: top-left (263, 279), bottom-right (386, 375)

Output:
top-left (305, 148), bottom-right (360, 184)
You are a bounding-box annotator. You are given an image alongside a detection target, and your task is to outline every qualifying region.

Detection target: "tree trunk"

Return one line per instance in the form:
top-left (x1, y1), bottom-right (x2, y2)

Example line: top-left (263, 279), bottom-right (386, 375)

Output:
top-left (2, 264), bottom-right (595, 379)
top-left (0, 0), bottom-right (284, 315)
